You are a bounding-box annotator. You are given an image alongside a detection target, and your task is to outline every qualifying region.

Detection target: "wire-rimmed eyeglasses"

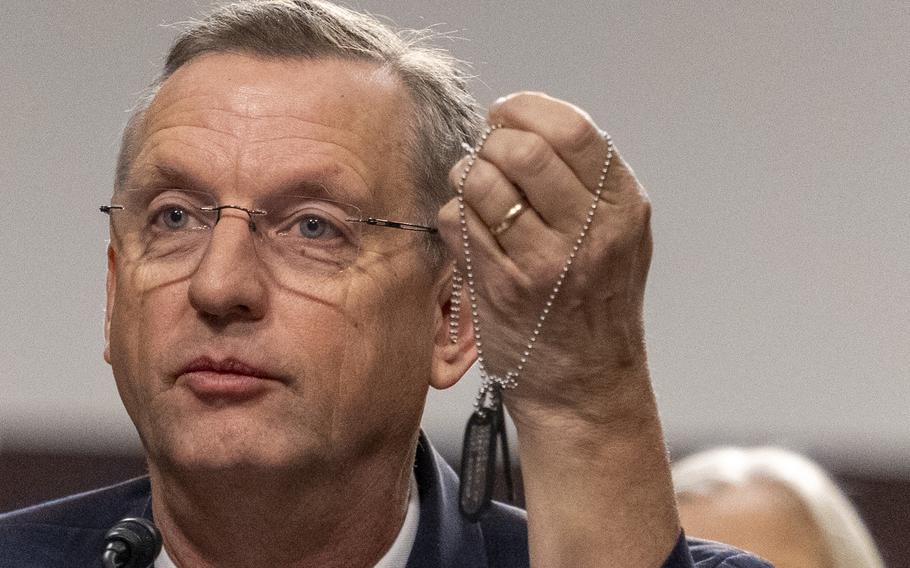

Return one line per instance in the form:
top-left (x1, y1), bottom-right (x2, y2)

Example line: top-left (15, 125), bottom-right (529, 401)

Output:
top-left (100, 188), bottom-right (438, 293)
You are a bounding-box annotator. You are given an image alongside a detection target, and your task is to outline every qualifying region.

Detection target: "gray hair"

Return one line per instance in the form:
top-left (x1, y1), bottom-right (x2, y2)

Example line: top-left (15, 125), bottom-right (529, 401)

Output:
top-left (117, 0), bottom-right (484, 261)
top-left (673, 446), bottom-right (885, 568)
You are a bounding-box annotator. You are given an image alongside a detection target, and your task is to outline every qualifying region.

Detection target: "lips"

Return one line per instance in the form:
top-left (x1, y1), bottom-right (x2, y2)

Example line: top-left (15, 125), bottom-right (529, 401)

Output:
top-left (177, 356), bottom-right (286, 400)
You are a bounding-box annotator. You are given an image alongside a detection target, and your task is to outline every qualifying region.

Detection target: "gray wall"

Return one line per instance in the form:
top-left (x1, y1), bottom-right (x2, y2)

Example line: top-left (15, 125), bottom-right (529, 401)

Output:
top-left (2, 1), bottom-right (908, 474)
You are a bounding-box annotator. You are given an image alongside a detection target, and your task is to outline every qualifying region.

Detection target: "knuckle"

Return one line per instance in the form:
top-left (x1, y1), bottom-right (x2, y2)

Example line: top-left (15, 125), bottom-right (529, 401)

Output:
top-left (504, 133), bottom-right (552, 176)
top-left (464, 159), bottom-right (497, 191)
top-left (461, 160), bottom-right (500, 206)
top-left (487, 270), bottom-right (535, 315)
top-left (529, 236), bottom-right (567, 279)
top-left (533, 264), bottom-right (564, 292)
top-left (433, 200), bottom-right (462, 249)
top-left (436, 198), bottom-right (459, 231)
top-left (490, 91), bottom-right (546, 121)
top-left (567, 268), bottom-right (596, 297)
top-left (489, 276), bottom-right (522, 306)
top-left (633, 194), bottom-right (652, 226)
top-left (558, 113), bottom-right (599, 154)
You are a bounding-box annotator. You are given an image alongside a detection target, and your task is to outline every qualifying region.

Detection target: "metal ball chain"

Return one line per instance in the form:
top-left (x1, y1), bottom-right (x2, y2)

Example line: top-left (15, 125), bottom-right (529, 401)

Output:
top-left (454, 124), bottom-right (614, 411)
top-left (448, 268), bottom-right (464, 345)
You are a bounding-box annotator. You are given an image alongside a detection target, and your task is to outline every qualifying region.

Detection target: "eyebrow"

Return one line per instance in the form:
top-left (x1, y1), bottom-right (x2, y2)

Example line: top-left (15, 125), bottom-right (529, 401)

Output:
top-left (128, 163), bottom-right (213, 194)
top-left (277, 166), bottom-right (376, 205)
top-left (131, 162), bottom-right (370, 206)
top-left (277, 179), bottom-right (348, 201)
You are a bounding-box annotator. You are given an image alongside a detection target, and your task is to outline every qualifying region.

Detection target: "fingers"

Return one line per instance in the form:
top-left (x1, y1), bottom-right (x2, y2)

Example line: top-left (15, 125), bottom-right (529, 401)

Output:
top-left (489, 92), bottom-right (639, 204)
top-left (441, 91), bottom-right (648, 286)
top-left (447, 154), bottom-right (564, 266)
top-left (437, 197), bottom-right (517, 282)
top-left (472, 128), bottom-right (595, 235)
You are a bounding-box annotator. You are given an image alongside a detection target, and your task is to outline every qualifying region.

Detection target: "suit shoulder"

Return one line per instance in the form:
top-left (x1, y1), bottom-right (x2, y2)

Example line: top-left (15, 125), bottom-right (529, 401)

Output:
top-left (0, 477), bottom-right (151, 568)
top-left (689, 538), bottom-right (774, 567)
top-left (0, 476), bottom-right (151, 531)
top-left (480, 500), bottom-right (529, 567)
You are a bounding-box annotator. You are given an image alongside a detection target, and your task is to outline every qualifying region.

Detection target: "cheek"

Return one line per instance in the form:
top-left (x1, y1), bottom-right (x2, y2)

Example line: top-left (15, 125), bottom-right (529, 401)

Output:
top-left (353, 277), bottom-right (436, 391)
top-left (109, 274), bottom-right (187, 410)
top-left (320, 273), bottom-right (437, 437)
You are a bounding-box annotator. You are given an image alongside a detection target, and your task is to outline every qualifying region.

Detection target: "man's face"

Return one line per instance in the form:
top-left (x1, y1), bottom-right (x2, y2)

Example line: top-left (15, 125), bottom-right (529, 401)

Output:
top-left (105, 53), bottom-right (446, 474)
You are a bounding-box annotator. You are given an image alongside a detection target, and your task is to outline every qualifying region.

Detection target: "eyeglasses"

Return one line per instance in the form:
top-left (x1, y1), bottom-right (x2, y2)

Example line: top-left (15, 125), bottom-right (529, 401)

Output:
top-left (101, 188), bottom-right (438, 295)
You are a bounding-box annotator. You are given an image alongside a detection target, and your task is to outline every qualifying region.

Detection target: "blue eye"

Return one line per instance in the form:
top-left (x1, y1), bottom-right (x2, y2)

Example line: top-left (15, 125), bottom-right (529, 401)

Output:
top-left (297, 214), bottom-right (341, 240)
top-left (148, 198), bottom-right (209, 233)
top-left (161, 207), bottom-right (188, 229)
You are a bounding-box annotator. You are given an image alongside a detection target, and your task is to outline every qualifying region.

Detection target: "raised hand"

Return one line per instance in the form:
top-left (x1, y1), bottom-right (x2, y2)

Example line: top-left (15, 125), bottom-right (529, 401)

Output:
top-left (438, 92), bottom-right (678, 568)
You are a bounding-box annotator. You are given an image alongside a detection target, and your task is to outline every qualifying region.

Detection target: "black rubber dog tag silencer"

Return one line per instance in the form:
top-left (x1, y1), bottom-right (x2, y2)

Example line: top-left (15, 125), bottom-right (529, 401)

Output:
top-left (458, 406), bottom-right (500, 522)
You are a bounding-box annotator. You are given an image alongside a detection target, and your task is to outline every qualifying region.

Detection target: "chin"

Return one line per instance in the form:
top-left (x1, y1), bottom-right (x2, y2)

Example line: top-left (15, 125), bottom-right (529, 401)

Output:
top-left (147, 412), bottom-right (332, 476)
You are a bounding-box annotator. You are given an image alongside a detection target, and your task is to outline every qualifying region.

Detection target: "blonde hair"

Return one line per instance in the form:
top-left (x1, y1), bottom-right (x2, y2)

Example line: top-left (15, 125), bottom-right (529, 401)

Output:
top-left (672, 446), bottom-right (885, 568)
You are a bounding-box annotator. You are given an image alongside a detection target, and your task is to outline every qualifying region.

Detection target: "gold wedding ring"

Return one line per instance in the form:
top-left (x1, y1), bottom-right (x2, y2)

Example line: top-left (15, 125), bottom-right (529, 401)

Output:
top-left (489, 200), bottom-right (529, 236)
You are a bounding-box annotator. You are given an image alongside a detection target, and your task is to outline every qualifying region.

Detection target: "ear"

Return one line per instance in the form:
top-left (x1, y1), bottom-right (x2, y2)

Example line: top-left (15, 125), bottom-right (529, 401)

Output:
top-left (103, 245), bottom-right (116, 365)
top-left (429, 264), bottom-right (477, 390)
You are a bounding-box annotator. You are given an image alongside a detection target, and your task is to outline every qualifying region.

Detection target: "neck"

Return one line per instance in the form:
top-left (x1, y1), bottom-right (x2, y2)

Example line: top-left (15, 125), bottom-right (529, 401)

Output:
top-left (148, 439), bottom-right (416, 568)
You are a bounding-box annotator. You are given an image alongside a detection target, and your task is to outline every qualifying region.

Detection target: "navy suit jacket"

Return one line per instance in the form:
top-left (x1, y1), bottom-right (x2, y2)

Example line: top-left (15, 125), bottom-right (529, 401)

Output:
top-left (0, 435), bottom-right (771, 567)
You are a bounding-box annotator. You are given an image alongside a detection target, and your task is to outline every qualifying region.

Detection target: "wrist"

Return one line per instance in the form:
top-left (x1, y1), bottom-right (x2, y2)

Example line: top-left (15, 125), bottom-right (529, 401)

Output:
top-left (513, 379), bottom-right (681, 568)
top-left (505, 358), bottom-right (656, 439)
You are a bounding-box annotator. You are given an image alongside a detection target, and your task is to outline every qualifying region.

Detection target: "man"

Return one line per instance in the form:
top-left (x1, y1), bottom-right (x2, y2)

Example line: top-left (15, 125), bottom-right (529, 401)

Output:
top-left (0, 1), bottom-right (769, 567)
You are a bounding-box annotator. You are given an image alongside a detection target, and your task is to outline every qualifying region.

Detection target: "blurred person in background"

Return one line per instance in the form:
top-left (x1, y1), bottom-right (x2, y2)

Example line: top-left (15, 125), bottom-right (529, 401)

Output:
top-left (674, 446), bottom-right (885, 568)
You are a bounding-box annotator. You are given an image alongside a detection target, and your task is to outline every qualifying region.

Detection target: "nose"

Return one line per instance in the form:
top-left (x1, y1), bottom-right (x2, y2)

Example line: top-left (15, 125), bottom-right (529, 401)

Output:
top-left (188, 209), bottom-right (268, 321)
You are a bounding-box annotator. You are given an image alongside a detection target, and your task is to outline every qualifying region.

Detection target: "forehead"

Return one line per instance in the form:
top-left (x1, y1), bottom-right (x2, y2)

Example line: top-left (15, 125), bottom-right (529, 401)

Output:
top-left (132, 53), bottom-right (416, 209)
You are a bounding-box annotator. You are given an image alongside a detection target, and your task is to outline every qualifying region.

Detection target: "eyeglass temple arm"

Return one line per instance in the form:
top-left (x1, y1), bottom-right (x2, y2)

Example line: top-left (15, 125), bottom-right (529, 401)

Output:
top-left (100, 205), bottom-right (124, 214)
top-left (348, 217), bottom-right (438, 234)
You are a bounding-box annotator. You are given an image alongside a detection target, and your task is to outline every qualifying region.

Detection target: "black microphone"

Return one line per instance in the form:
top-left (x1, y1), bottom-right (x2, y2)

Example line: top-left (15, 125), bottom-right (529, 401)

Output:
top-left (102, 517), bottom-right (162, 568)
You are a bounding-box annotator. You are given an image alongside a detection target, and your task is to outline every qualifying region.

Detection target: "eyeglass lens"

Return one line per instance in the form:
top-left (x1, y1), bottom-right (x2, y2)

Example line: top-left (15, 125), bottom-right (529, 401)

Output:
top-left (106, 189), bottom-right (363, 298)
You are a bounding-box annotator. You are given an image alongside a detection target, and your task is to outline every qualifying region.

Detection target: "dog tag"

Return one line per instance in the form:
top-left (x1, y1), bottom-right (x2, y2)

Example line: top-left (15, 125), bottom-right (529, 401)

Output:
top-left (458, 403), bottom-right (500, 521)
